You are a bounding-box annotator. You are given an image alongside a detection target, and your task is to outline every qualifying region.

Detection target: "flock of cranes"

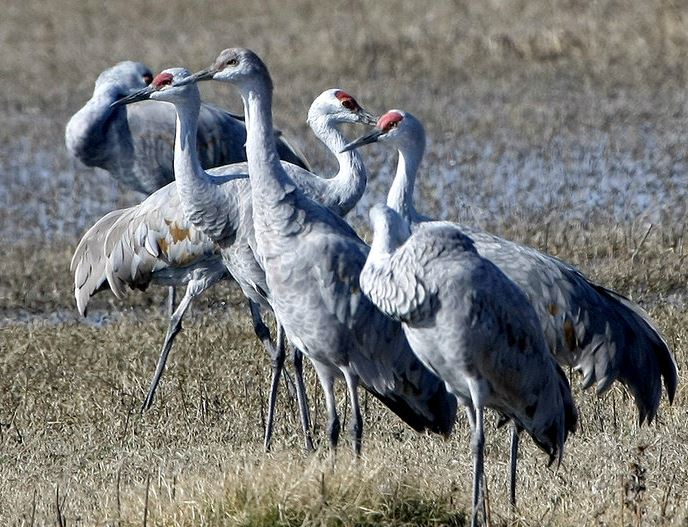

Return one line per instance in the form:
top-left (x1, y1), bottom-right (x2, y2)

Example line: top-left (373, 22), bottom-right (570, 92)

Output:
top-left (67, 48), bottom-right (678, 526)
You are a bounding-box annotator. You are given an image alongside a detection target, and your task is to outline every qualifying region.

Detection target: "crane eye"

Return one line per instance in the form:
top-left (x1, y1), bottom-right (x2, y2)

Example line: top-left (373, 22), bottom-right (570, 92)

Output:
top-left (143, 73), bottom-right (153, 85)
top-left (226, 58), bottom-right (239, 67)
top-left (341, 99), bottom-right (357, 111)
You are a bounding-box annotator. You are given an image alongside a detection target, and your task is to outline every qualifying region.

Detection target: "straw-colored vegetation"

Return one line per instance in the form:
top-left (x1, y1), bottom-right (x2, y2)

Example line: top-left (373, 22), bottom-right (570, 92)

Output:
top-left (1, 0), bottom-right (687, 525)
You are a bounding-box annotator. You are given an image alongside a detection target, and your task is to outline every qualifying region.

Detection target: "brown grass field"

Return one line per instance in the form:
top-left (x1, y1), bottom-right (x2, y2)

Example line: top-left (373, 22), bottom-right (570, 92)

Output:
top-left (1, 0), bottom-right (687, 525)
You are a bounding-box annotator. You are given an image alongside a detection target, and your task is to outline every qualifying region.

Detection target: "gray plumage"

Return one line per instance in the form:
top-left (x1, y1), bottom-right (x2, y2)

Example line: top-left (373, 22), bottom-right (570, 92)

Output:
top-left (361, 204), bottom-right (577, 526)
top-left (343, 108), bottom-right (678, 507)
top-left (182, 48), bottom-right (457, 454)
top-left (71, 208), bottom-right (126, 316)
top-left (115, 67), bottom-right (378, 450)
top-left (65, 61), bottom-right (309, 195)
top-left (71, 182), bottom-right (230, 411)
top-left (344, 109), bottom-right (678, 422)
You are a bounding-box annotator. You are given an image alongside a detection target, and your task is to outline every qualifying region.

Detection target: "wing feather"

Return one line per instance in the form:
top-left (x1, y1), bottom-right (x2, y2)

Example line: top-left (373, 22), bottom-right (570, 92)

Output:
top-left (461, 226), bottom-right (677, 422)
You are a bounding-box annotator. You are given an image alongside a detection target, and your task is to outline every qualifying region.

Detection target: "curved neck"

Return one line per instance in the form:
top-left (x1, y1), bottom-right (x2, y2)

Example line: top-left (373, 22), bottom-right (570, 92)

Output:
top-left (65, 90), bottom-right (125, 168)
top-left (387, 143), bottom-right (423, 224)
top-left (172, 94), bottom-right (239, 240)
top-left (369, 227), bottom-right (396, 260)
top-left (173, 96), bottom-right (206, 193)
top-left (309, 115), bottom-right (367, 215)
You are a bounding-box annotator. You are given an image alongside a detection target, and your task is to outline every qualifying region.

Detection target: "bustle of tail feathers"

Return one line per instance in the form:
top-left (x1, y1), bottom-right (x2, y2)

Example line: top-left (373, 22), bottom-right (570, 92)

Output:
top-left (71, 210), bottom-right (123, 317)
top-left (591, 283), bottom-right (678, 423)
top-left (368, 384), bottom-right (457, 437)
top-left (531, 364), bottom-right (578, 467)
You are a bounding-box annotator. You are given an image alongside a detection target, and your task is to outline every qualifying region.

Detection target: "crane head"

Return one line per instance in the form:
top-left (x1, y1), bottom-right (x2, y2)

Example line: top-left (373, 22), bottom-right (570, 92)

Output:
top-left (340, 110), bottom-right (425, 153)
top-left (307, 89), bottom-right (377, 127)
top-left (174, 48), bottom-right (272, 92)
top-left (94, 61), bottom-right (153, 98)
top-left (110, 68), bottom-right (196, 108)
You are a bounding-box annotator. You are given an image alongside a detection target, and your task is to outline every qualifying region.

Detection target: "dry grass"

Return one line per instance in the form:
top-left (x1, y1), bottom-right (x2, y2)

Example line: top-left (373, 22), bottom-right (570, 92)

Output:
top-left (2, 0), bottom-right (688, 525)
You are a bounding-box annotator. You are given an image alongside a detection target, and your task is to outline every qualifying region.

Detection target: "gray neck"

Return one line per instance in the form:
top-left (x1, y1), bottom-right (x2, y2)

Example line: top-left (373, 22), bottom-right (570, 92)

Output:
top-left (240, 81), bottom-right (295, 204)
top-left (65, 90), bottom-right (130, 169)
top-left (369, 229), bottom-right (397, 260)
top-left (173, 94), bottom-right (238, 239)
top-left (173, 95), bottom-right (206, 196)
top-left (309, 115), bottom-right (367, 215)
top-left (387, 142), bottom-right (424, 224)
top-left (369, 214), bottom-right (410, 260)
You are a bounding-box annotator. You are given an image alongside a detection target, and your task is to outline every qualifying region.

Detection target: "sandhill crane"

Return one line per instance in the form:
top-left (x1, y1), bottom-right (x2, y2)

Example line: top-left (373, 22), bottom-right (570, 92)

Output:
top-left (66, 61), bottom-right (309, 195)
top-left (74, 86), bottom-right (376, 418)
top-left (113, 68), bottom-right (382, 450)
top-left (71, 182), bottom-right (230, 414)
top-left (362, 204), bottom-right (577, 526)
top-left (176, 48), bottom-right (458, 454)
top-left (343, 109), bottom-right (678, 502)
top-left (66, 60), bottom-right (310, 324)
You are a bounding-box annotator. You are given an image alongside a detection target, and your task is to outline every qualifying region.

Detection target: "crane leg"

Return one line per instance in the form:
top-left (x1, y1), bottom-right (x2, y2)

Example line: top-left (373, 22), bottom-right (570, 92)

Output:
top-left (470, 405), bottom-right (485, 527)
top-left (509, 422), bottom-right (520, 508)
top-left (167, 286), bottom-right (177, 317)
top-left (312, 362), bottom-right (339, 451)
top-left (141, 284), bottom-right (196, 413)
top-left (248, 300), bottom-right (273, 350)
top-left (342, 369), bottom-right (362, 456)
top-left (466, 379), bottom-right (486, 527)
top-left (247, 299), bottom-right (280, 450)
top-left (263, 324), bottom-right (285, 452)
top-left (292, 347), bottom-right (314, 452)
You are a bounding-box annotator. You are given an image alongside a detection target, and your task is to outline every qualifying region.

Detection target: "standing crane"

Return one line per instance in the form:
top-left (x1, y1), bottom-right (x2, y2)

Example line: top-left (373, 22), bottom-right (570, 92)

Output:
top-left (361, 204), bottom-right (577, 527)
top-left (176, 48), bottom-right (457, 454)
top-left (73, 86), bottom-right (377, 416)
top-left (343, 109), bottom-right (678, 503)
top-left (71, 182), bottom-right (231, 414)
top-left (113, 67), bottom-right (386, 451)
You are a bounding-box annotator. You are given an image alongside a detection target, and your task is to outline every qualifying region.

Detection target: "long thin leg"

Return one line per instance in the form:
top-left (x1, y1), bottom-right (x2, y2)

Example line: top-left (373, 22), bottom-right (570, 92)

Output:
top-left (248, 300), bottom-right (313, 451)
top-left (247, 299), bottom-right (279, 448)
top-left (141, 284), bottom-right (196, 413)
top-left (312, 362), bottom-right (339, 451)
top-left (167, 286), bottom-right (176, 317)
top-left (263, 324), bottom-right (286, 452)
top-left (509, 421), bottom-right (520, 508)
top-left (292, 347), bottom-right (314, 452)
top-left (470, 405), bottom-right (485, 527)
top-left (248, 299), bottom-right (274, 351)
top-left (465, 379), bottom-right (486, 527)
top-left (342, 369), bottom-right (362, 456)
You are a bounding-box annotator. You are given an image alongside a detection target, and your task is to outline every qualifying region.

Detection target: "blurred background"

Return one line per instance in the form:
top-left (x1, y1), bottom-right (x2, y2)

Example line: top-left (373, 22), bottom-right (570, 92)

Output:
top-left (3, 0), bottom-right (687, 242)
top-left (1, 1), bottom-right (686, 525)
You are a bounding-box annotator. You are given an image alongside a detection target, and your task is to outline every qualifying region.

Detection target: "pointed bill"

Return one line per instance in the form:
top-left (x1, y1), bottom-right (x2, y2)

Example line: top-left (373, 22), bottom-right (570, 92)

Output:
top-left (110, 85), bottom-right (155, 108)
top-left (358, 109), bottom-right (378, 126)
top-left (173, 67), bottom-right (216, 87)
top-left (340, 128), bottom-right (385, 153)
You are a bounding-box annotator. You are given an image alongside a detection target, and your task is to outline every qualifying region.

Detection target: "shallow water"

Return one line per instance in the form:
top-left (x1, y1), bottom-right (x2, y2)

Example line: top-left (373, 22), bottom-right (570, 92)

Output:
top-left (2, 115), bottom-right (685, 245)
top-left (1, 114), bottom-right (685, 328)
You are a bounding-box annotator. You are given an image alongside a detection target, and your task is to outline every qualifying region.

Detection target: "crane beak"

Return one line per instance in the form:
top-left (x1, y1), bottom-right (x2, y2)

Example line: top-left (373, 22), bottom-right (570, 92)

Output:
top-left (358, 109), bottom-right (378, 126)
top-left (340, 128), bottom-right (384, 153)
top-left (173, 67), bottom-right (216, 87)
top-left (110, 85), bottom-right (155, 108)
